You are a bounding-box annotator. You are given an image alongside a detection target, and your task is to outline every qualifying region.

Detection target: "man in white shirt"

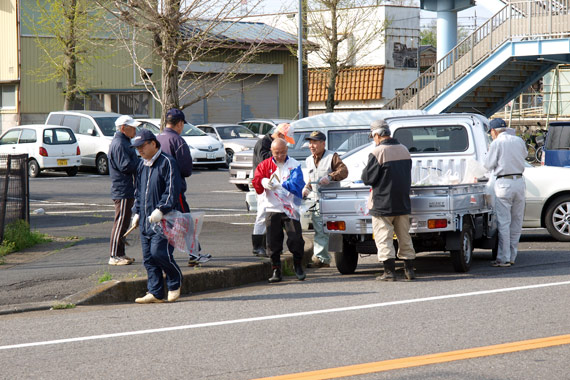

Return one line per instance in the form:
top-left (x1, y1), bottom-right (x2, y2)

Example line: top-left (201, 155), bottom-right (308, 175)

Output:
top-left (484, 118), bottom-right (527, 267)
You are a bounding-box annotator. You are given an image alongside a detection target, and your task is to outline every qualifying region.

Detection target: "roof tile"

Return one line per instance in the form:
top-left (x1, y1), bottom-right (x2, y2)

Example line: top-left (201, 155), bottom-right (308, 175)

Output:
top-left (308, 66), bottom-right (384, 102)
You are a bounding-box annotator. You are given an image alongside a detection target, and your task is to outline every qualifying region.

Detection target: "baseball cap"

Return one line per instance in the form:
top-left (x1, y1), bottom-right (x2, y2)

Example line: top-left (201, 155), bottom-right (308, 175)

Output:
top-left (115, 115), bottom-right (141, 128)
top-left (305, 131), bottom-right (326, 141)
top-left (165, 108), bottom-right (186, 124)
top-left (369, 119), bottom-right (390, 137)
top-left (131, 128), bottom-right (157, 147)
top-left (489, 118), bottom-right (507, 130)
top-left (276, 123), bottom-right (295, 145)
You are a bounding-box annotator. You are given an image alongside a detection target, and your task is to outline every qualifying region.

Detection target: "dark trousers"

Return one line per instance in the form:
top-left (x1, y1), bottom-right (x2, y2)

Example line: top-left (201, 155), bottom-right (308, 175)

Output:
top-left (265, 212), bottom-right (305, 266)
top-left (140, 233), bottom-right (183, 299)
top-left (109, 198), bottom-right (134, 257)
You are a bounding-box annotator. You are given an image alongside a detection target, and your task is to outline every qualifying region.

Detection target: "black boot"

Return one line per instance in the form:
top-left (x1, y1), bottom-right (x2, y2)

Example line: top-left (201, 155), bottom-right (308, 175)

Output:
top-left (377, 259), bottom-right (396, 281)
top-left (252, 234), bottom-right (267, 257)
top-left (404, 260), bottom-right (416, 280)
top-left (268, 266), bottom-right (282, 283)
top-left (294, 260), bottom-right (306, 281)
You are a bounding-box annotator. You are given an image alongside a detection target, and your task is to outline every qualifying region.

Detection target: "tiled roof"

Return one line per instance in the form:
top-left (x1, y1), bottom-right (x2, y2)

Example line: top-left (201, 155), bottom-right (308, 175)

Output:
top-left (308, 66), bottom-right (384, 102)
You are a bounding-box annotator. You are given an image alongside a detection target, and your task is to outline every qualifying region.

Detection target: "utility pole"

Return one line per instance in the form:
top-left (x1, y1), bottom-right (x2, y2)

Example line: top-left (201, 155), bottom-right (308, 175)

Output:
top-left (297, 0), bottom-right (304, 119)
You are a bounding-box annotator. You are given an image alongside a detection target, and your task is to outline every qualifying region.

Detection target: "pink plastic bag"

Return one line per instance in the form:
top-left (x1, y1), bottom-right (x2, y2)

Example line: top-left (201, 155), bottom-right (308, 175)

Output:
top-left (156, 210), bottom-right (204, 256)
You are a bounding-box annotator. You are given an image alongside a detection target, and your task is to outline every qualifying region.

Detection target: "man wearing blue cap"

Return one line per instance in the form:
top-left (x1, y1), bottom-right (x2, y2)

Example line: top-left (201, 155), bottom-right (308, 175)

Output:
top-left (157, 108), bottom-right (211, 266)
top-left (131, 129), bottom-right (184, 303)
top-left (484, 118), bottom-right (527, 267)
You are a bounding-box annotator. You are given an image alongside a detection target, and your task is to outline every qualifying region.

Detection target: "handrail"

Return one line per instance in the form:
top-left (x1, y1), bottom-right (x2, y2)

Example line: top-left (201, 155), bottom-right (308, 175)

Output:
top-left (384, 0), bottom-right (570, 111)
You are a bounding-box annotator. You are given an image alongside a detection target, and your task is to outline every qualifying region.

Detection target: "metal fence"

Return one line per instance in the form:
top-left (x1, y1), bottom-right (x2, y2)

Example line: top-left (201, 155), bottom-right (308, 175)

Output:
top-left (0, 154), bottom-right (29, 243)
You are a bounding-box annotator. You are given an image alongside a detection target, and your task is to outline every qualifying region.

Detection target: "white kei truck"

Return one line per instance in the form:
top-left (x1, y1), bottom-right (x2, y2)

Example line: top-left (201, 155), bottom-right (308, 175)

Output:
top-left (319, 113), bottom-right (498, 274)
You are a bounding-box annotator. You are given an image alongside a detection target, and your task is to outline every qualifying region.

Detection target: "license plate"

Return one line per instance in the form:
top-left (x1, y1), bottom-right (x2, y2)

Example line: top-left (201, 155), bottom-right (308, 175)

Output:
top-left (237, 171), bottom-right (246, 179)
top-left (57, 159), bottom-right (68, 166)
top-left (206, 153), bottom-right (216, 159)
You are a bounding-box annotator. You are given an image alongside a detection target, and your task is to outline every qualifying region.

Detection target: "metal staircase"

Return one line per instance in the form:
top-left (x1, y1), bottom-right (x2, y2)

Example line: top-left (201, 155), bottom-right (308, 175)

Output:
top-left (385, 0), bottom-right (570, 117)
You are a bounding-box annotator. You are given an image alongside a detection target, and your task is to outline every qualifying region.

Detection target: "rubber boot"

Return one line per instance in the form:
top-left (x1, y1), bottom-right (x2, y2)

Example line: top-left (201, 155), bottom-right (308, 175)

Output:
top-left (377, 259), bottom-right (396, 281)
top-left (404, 260), bottom-right (416, 281)
top-left (252, 234), bottom-right (267, 257)
top-left (268, 266), bottom-right (282, 283)
top-left (294, 260), bottom-right (306, 281)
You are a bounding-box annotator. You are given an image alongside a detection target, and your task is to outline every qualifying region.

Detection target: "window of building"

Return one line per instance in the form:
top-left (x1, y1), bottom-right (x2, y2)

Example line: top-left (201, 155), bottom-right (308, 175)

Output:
top-left (0, 85), bottom-right (16, 110)
top-left (89, 92), bottom-right (149, 116)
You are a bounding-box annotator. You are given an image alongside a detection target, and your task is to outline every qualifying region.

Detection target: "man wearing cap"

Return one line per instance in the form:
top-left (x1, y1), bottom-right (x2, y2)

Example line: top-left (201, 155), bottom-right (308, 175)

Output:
top-left (302, 131), bottom-right (348, 268)
top-left (252, 138), bottom-right (306, 283)
top-left (484, 118), bottom-right (527, 267)
top-left (361, 119), bottom-right (416, 281)
top-left (250, 123), bottom-right (296, 257)
top-left (157, 108), bottom-right (211, 266)
top-left (108, 115), bottom-right (140, 266)
top-left (131, 129), bottom-right (184, 303)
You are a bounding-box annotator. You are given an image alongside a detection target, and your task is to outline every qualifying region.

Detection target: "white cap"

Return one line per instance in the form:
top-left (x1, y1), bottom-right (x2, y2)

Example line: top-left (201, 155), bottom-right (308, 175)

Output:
top-left (115, 115), bottom-right (141, 128)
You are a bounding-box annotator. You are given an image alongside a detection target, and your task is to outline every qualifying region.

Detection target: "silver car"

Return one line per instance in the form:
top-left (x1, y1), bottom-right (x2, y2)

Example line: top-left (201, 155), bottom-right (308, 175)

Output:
top-left (197, 124), bottom-right (259, 167)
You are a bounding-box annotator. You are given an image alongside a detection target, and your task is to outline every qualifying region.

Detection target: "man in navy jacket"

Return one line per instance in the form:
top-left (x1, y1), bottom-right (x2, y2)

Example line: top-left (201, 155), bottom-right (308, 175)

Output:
top-left (108, 115), bottom-right (140, 266)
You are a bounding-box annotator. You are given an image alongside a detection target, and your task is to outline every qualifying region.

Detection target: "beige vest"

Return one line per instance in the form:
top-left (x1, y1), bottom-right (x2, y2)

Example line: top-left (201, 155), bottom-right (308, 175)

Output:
top-left (305, 150), bottom-right (336, 192)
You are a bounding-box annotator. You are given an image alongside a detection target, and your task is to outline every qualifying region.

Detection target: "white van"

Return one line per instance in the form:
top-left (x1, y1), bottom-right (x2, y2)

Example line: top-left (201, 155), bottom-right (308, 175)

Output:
top-left (46, 111), bottom-right (121, 174)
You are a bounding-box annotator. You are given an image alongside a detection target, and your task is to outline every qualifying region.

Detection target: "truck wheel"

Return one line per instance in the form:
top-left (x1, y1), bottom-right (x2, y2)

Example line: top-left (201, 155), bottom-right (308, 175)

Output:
top-left (544, 195), bottom-right (570, 242)
top-left (235, 184), bottom-right (249, 191)
top-left (450, 222), bottom-right (473, 273)
top-left (335, 239), bottom-right (358, 274)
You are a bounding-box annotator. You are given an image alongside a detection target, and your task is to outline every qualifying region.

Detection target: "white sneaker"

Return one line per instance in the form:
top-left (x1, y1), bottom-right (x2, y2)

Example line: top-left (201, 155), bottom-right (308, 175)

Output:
top-left (135, 293), bottom-right (164, 304)
top-left (168, 288), bottom-right (181, 302)
top-left (108, 256), bottom-right (132, 266)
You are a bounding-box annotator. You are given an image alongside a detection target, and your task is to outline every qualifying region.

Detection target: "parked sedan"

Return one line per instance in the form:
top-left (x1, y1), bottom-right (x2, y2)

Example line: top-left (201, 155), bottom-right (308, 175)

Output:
top-left (0, 124), bottom-right (81, 177)
top-left (197, 124), bottom-right (258, 166)
top-left (136, 119), bottom-right (226, 169)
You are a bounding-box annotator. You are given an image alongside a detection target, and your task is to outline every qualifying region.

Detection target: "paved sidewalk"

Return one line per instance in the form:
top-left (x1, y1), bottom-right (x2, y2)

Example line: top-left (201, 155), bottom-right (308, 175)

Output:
top-left (0, 216), bottom-right (314, 315)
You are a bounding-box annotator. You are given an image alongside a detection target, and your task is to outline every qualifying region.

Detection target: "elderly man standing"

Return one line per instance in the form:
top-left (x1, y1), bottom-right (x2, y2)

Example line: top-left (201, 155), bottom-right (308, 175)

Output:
top-left (108, 115), bottom-right (140, 266)
top-left (484, 118), bottom-right (527, 267)
top-left (302, 131), bottom-right (348, 268)
top-left (361, 119), bottom-right (416, 281)
top-left (250, 123), bottom-right (296, 257)
top-left (252, 138), bottom-right (306, 283)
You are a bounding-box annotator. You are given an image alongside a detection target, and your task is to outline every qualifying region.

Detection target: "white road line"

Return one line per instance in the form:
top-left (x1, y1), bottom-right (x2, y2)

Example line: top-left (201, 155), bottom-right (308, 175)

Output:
top-left (1, 280), bottom-right (569, 351)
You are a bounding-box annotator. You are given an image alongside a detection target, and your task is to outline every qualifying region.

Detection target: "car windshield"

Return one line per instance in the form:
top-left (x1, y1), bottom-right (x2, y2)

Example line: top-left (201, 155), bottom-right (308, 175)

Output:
top-left (138, 123), bottom-right (160, 134)
top-left (93, 117), bottom-right (119, 136)
top-left (182, 123), bottom-right (206, 137)
top-left (217, 126), bottom-right (256, 139)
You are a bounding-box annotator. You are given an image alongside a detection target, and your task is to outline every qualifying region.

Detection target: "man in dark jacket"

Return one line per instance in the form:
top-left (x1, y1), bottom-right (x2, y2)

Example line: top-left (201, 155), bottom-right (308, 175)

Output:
top-left (250, 123), bottom-right (295, 256)
top-left (361, 119), bottom-right (416, 281)
top-left (108, 115), bottom-right (140, 266)
top-left (157, 108), bottom-right (211, 266)
top-left (131, 129), bottom-right (184, 304)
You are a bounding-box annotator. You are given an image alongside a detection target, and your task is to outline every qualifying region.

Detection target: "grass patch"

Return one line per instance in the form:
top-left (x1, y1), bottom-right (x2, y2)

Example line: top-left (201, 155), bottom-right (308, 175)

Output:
top-left (51, 303), bottom-right (76, 310)
top-left (0, 220), bottom-right (51, 259)
top-left (282, 260), bottom-right (295, 276)
top-left (98, 271), bottom-right (112, 283)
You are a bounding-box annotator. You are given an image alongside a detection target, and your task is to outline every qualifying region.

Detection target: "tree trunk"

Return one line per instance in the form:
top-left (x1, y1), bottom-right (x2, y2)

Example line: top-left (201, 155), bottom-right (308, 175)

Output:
top-left (63, 0), bottom-right (78, 110)
top-left (325, 3), bottom-right (339, 113)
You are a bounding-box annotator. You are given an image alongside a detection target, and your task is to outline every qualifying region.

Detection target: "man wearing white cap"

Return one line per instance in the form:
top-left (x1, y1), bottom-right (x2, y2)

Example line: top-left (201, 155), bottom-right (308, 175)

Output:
top-left (108, 115), bottom-right (140, 265)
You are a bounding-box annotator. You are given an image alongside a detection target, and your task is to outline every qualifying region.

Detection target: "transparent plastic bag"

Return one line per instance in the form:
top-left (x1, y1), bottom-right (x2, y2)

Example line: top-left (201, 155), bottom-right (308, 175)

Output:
top-left (152, 210), bottom-right (204, 256)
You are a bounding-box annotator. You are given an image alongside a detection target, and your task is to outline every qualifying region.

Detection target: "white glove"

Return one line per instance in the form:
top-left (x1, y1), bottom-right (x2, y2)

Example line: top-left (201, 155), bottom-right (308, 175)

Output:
top-left (261, 178), bottom-right (273, 190)
top-left (148, 209), bottom-right (163, 224)
top-left (302, 187), bottom-right (310, 198)
top-left (131, 214), bottom-right (140, 228)
top-left (319, 175), bottom-right (331, 186)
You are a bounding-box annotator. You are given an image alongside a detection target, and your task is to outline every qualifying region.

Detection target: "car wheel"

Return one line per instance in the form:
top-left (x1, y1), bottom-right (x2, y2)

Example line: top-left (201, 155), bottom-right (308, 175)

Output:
top-left (225, 149), bottom-right (234, 168)
top-left (450, 219), bottom-right (473, 272)
top-left (236, 184), bottom-right (249, 192)
top-left (28, 159), bottom-right (40, 178)
top-left (96, 154), bottom-right (109, 175)
top-left (334, 238), bottom-right (358, 274)
top-left (66, 166), bottom-right (78, 176)
top-left (544, 195), bottom-right (570, 242)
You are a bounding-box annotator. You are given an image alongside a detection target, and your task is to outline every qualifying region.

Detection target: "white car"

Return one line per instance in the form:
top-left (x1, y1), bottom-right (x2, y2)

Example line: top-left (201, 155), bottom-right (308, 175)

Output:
top-left (197, 124), bottom-right (259, 166)
top-left (0, 124), bottom-right (81, 177)
top-left (136, 119), bottom-right (226, 169)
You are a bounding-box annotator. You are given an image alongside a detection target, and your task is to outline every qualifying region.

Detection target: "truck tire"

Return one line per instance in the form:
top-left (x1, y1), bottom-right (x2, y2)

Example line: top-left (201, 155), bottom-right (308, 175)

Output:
top-left (335, 239), bottom-right (358, 274)
top-left (450, 221), bottom-right (473, 273)
top-left (235, 184), bottom-right (249, 191)
top-left (544, 195), bottom-right (570, 242)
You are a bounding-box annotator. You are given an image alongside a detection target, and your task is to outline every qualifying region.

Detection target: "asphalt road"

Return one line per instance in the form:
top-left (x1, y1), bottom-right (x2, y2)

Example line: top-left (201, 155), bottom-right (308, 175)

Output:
top-left (1, 167), bottom-right (569, 379)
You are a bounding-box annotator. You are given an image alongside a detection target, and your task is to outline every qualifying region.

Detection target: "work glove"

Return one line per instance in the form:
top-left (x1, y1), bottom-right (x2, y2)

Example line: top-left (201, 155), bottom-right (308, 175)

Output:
top-left (319, 175), bottom-right (331, 186)
top-left (302, 187), bottom-right (311, 198)
top-left (148, 209), bottom-right (164, 224)
top-left (131, 214), bottom-right (140, 229)
top-left (261, 178), bottom-right (274, 190)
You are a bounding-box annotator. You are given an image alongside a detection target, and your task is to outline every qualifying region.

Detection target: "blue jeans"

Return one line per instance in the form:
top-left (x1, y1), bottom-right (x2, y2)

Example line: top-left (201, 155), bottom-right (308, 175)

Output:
top-left (141, 233), bottom-right (183, 299)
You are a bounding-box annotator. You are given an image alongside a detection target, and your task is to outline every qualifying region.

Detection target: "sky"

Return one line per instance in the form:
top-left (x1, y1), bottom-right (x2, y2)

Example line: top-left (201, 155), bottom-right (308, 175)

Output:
top-left (250, 0), bottom-right (495, 30)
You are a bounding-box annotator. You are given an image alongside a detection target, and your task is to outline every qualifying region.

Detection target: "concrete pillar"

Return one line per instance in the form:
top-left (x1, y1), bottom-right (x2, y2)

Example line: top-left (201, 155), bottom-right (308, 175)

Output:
top-left (437, 10), bottom-right (458, 61)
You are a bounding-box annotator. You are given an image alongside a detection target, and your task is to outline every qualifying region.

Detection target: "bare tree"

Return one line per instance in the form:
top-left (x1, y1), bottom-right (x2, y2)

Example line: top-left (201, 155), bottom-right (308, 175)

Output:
top-left (25, 0), bottom-right (105, 110)
top-left (306, 1), bottom-right (387, 112)
top-left (98, 0), bottom-right (278, 126)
